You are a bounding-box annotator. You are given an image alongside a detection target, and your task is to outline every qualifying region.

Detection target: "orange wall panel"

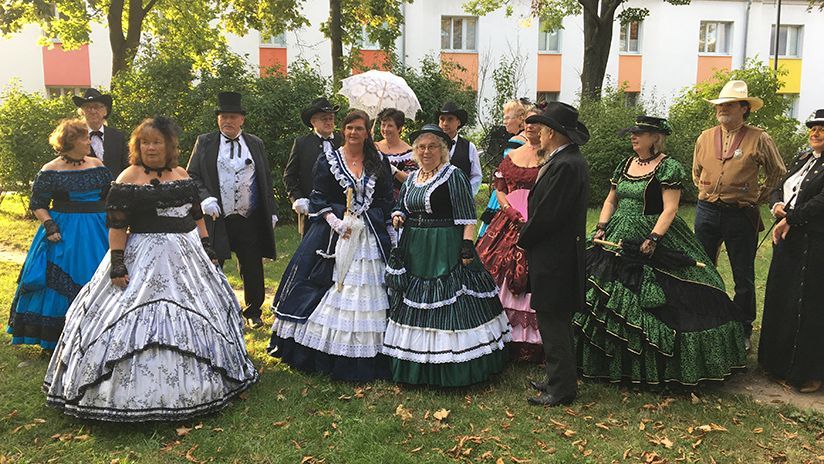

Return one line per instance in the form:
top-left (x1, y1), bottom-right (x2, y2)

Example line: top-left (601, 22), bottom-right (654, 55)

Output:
top-left (696, 56), bottom-right (732, 84)
top-left (536, 54), bottom-right (562, 92)
top-left (440, 52), bottom-right (478, 90)
top-left (259, 48), bottom-right (287, 77)
top-left (42, 43), bottom-right (91, 87)
top-left (353, 50), bottom-right (389, 74)
top-left (618, 55), bottom-right (642, 92)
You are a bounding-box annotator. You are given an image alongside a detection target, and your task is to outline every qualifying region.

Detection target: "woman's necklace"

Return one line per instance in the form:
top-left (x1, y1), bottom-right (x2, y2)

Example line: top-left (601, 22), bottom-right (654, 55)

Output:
top-left (60, 154), bottom-right (85, 166)
top-left (417, 163), bottom-right (442, 183)
top-left (144, 165), bottom-right (172, 177)
top-left (635, 152), bottom-right (662, 166)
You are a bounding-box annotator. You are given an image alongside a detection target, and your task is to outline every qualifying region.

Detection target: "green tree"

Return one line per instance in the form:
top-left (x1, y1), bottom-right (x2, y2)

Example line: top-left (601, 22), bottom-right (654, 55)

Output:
top-left (463, 0), bottom-right (689, 99)
top-left (0, 0), bottom-right (309, 77)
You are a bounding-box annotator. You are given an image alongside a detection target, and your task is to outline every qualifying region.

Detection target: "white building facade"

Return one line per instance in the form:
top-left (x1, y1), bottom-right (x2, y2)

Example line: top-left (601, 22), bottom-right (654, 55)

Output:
top-left (1, 0), bottom-right (821, 121)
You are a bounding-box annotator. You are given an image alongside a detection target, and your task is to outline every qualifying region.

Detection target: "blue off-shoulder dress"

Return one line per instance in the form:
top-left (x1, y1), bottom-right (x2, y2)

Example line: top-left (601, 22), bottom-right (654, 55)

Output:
top-left (7, 166), bottom-right (111, 350)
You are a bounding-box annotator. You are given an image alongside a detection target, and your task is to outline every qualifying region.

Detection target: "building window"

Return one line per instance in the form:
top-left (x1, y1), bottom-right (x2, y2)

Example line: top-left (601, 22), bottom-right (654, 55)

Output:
top-left (361, 26), bottom-right (382, 51)
top-left (770, 25), bottom-right (803, 58)
top-left (784, 94), bottom-right (799, 118)
top-left (260, 33), bottom-right (287, 48)
top-left (619, 21), bottom-right (641, 53)
top-left (698, 21), bottom-right (732, 54)
top-left (536, 92), bottom-right (559, 104)
top-left (538, 20), bottom-right (561, 53)
top-left (47, 86), bottom-right (88, 98)
top-left (441, 16), bottom-right (477, 51)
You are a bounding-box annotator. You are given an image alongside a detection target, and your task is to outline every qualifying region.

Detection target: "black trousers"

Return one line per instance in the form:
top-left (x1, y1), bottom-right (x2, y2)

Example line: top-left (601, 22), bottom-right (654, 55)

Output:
top-left (535, 310), bottom-right (577, 398)
top-left (694, 201), bottom-right (758, 335)
top-left (222, 210), bottom-right (266, 318)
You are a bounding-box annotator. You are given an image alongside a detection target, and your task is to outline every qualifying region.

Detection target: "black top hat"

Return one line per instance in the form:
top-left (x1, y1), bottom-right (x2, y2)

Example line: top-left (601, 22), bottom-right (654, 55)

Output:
top-left (525, 102), bottom-right (590, 145)
top-left (215, 91), bottom-right (246, 115)
top-left (435, 101), bottom-right (468, 128)
top-left (301, 97), bottom-right (340, 128)
top-left (806, 109), bottom-right (824, 128)
top-left (409, 123), bottom-right (452, 146)
top-left (72, 88), bottom-right (113, 114)
top-left (620, 115), bottom-right (672, 135)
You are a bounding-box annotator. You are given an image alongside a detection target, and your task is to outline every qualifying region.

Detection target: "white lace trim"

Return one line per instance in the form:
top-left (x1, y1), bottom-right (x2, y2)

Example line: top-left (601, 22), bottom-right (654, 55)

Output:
top-left (325, 148), bottom-right (378, 216)
top-left (156, 204), bottom-right (191, 218)
top-left (296, 331), bottom-right (383, 358)
top-left (319, 283), bottom-right (390, 312)
top-left (402, 286), bottom-right (499, 310)
top-left (454, 219), bottom-right (476, 225)
top-left (306, 312), bottom-right (388, 333)
top-left (308, 207), bottom-right (333, 218)
top-left (382, 150), bottom-right (414, 163)
top-left (411, 164), bottom-right (455, 214)
top-left (385, 266), bottom-right (406, 275)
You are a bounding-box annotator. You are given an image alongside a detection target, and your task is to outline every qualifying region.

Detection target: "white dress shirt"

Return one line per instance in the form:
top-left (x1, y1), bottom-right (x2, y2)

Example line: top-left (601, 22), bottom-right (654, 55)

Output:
top-left (315, 130), bottom-right (335, 154)
top-left (449, 135), bottom-right (483, 195)
top-left (217, 131), bottom-right (257, 218)
top-left (88, 125), bottom-right (105, 160)
top-left (780, 151), bottom-right (821, 210)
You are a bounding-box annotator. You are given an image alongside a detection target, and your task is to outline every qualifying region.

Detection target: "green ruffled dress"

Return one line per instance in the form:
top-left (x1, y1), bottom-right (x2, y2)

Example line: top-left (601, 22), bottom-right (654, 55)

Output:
top-left (574, 156), bottom-right (747, 385)
top-left (383, 165), bottom-right (511, 387)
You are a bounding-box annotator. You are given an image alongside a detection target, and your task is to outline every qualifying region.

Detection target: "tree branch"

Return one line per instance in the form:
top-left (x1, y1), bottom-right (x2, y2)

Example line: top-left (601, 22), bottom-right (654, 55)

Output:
top-left (142, 0), bottom-right (159, 16)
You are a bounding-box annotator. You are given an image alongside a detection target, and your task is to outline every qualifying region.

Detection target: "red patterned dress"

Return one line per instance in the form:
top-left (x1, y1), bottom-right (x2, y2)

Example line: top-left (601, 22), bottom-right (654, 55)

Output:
top-left (476, 157), bottom-right (542, 361)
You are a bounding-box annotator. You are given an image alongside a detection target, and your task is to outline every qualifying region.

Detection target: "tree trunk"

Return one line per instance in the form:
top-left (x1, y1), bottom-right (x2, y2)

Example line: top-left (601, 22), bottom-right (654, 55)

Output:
top-left (579, 0), bottom-right (621, 100)
top-left (109, 0), bottom-right (152, 77)
top-left (329, 0), bottom-right (345, 89)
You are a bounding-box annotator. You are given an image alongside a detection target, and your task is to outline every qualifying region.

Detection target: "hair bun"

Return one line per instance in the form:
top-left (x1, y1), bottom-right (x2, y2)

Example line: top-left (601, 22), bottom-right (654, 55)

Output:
top-left (153, 116), bottom-right (180, 136)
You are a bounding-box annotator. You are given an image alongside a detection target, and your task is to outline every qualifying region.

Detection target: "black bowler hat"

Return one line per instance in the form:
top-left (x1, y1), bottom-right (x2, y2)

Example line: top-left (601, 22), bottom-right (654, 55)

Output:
top-left (620, 115), bottom-right (672, 136)
top-left (435, 101), bottom-right (468, 128)
top-left (301, 97), bottom-right (340, 128)
top-left (215, 91), bottom-right (246, 115)
top-left (525, 101), bottom-right (590, 145)
top-left (806, 109), bottom-right (824, 128)
top-left (73, 88), bottom-right (113, 115)
top-left (409, 123), bottom-right (452, 146)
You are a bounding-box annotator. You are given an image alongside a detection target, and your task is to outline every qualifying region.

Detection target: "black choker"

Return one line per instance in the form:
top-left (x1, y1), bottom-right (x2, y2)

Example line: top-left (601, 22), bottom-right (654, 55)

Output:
top-left (636, 152), bottom-right (662, 166)
top-left (61, 155), bottom-right (85, 166)
top-left (144, 166), bottom-right (172, 177)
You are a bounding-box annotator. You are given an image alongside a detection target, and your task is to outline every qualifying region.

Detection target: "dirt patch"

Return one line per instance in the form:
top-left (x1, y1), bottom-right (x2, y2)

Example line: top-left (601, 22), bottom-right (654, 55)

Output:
top-left (718, 368), bottom-right (824, 413)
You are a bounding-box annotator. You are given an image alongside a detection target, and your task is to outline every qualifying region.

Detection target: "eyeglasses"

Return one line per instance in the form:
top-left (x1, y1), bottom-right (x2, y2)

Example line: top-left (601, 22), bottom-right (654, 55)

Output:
top-left (415, 144), bottom-right (441, 153)
top-left (810, 127), bottom-right (824, 135)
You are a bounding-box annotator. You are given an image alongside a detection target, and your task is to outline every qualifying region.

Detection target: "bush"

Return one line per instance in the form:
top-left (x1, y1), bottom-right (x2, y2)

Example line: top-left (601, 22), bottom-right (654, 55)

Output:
top-left (0, 83), bottom-right (74, 194)
top-left (667, 58), bottom-right (807, 201)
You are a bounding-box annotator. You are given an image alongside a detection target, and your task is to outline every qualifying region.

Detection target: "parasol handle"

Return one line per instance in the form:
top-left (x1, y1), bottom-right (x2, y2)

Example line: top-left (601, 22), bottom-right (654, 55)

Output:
top-left (345, 187), bottom-right (353, 217)
top-left (592, 239), bottom-right (706, 268)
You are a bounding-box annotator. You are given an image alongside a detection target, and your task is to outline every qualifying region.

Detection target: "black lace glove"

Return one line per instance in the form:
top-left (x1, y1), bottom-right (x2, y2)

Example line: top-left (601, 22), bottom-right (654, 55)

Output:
top-left (640, 232), bottom-right (661, 257)
top-left (110, 249), bottom-right (128, 278)
top-left (460, 239), bottom-right (475, 261)
top-left (201, 236), bottom-right (217, 261)
top-left (43, 219), bottom-right (60, 237)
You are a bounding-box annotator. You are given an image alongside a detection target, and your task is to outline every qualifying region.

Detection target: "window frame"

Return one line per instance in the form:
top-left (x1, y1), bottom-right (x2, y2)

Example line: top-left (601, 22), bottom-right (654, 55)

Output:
top-left (619, 20), bottom-right (642, 54)
top-left (440, 16), bottom-right (478, 52)
top-left (698, 20), bottom-right (733, 55)
top-left (770, 24), bottom-right (803, 58)
top-left (46, 86), bottom-right (88, 98)
top-left (537, 19), bottom-right (561, 53)
top-left (260, 32), bottom-right (287, 48)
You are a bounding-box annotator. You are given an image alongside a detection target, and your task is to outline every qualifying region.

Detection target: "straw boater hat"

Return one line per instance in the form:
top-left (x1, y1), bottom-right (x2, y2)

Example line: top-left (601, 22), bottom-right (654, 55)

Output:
top-left (806, 109), bottom-right (824, 128)
top-left (705, 80), bottom-right (764, 112)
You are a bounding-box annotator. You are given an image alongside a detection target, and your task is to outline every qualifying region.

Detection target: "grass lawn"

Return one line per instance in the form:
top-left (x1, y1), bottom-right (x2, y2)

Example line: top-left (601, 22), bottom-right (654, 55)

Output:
top-left (1, 194), bottom-right (822, 464)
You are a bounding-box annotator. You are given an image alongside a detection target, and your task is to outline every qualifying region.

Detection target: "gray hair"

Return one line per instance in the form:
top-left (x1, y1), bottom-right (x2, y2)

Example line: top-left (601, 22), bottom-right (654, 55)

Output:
top-left (411, 133), bottom-right (450, 165)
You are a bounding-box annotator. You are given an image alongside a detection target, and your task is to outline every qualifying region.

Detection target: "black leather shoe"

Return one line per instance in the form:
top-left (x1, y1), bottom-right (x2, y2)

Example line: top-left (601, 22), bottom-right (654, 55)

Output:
top-left (527, 392), bottom-right (576, 406)
top-left (246, 316), bottom-right (264, 329)
top-left (530, 380), bottom-right (548, 392)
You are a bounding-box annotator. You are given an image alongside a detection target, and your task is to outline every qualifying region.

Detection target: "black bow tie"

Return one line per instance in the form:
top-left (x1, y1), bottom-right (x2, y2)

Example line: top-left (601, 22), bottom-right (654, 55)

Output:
top-left (225, 136), bottom-right (241, 159)
top-left (448, 139), bottom-right (456, 149)
top-left (90, 130), bottom-right (103, 139)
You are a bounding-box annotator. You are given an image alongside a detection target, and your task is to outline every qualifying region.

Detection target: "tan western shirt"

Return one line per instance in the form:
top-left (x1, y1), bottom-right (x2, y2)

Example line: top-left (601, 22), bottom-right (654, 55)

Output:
top-left (692, 124), bottom-right (786, 207)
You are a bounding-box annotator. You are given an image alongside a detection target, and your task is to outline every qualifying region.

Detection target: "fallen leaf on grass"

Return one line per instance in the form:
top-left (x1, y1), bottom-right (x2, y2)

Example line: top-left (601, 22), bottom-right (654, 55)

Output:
top-left (160, 440), bottom-right (180, 452)
top-left (395, 404), bottom-right (413, 421)
top-left (595, 422), bottom-right (610, 431)
top-left (272, 421), bottom-right (289, 428)
top-left (410, 446), bottom-right (423, 453)
top-left (337, 395), bottom-right (352, 401)
top-left (690, 393), bottom-right (702, 405)
top-left (496, 458), bottom-right (505, 464)
top-left (647, 434), bottom-right (673, 449)
top-left (74, 434), bottom-right (90, 441)
top-left (212, 427), bottom-right (224, 433)
top-left (433, 408), bottom-right (450, 421)
top-left (510, 456), bottom-right (530, 463)
top-left (185, 445), bottom-right (205, 464)
top-left (692, 438), bottom-right (702, 449)
top-left (193, 423), bottom-right (203, 430)
top-left (505, 410), bottom-right (514, 419)
top-left (623, 448), bottom-right (632, 459)
top-left (562, 429), bottom-right (576, 438)
top-left (238, 391), bottom-right (249, 401)
top-left (175, 426), bottom-right (192, 437)
top-left (753, 427), bottom-right (764, 434)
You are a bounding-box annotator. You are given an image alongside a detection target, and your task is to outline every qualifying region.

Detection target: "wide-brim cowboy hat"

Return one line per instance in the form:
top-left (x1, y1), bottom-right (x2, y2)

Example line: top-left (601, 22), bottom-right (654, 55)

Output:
top-left (435, 101), bottom-right (468, 128)
top-left (72, 88), bottom-right (113, 113)
top-left (409, 123), bottom-right (452, 146)
top-left (705, 80), bottom-right (764, 112)
top-left (215, 91), bottom-right (246, 115)
top-left (620, 115), bottom-right (672, 136)
top-left (806, 109), bottom-right (824, 128)
top-left (301, 97), bottom-right (340, 127)
top-left (525, 101), bottom-right (590, 145)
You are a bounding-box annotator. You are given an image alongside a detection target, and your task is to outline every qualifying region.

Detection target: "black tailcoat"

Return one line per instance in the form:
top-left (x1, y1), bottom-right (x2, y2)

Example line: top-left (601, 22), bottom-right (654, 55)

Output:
top-left (187, 131), bottom-right (278, 260)
top-left (92, 126), bottom-right (129, 179)
top-left (518, 145), bottom-right (589, 314)
top-left (284, 132), bottom-right (343, 203)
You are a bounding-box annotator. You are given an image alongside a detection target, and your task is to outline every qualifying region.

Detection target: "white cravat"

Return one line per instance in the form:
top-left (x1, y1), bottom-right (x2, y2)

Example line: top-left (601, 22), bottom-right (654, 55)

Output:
top-left (217, 131), bottom-right (257, 217)
top-left (315, 131), bottom-right (335, 154)
top-left (88, 125), bottom-right (105, 160)
top-left (783, 152), bottom-right (821, 209)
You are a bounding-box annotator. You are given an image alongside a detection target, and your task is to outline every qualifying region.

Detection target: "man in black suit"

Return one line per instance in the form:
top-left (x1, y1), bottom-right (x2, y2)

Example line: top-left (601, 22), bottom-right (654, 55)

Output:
top-left (283, 97), bottom-right (342, 235)
top-left (436, 101), bottom-right (482, 195)
top-left (518, 102), bottom-right (590, 406)
top-left (74, 88), bottom-right (129, 178)
top-left (187, 91), bottom-right (278, 328)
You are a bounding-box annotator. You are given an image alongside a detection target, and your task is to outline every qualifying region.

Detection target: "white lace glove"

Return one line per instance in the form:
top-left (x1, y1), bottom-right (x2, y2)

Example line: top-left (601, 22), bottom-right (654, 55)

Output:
top-left (201, 197), bottom-right (221, 219)
top-left (272, 215), bottom-right (278, 228)
top-left (386, 224), bottom-right (398, 247)
top-left (292, 198), bottom-right (310, 215)
top-left (324, 212), bottom-right (350, 236)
